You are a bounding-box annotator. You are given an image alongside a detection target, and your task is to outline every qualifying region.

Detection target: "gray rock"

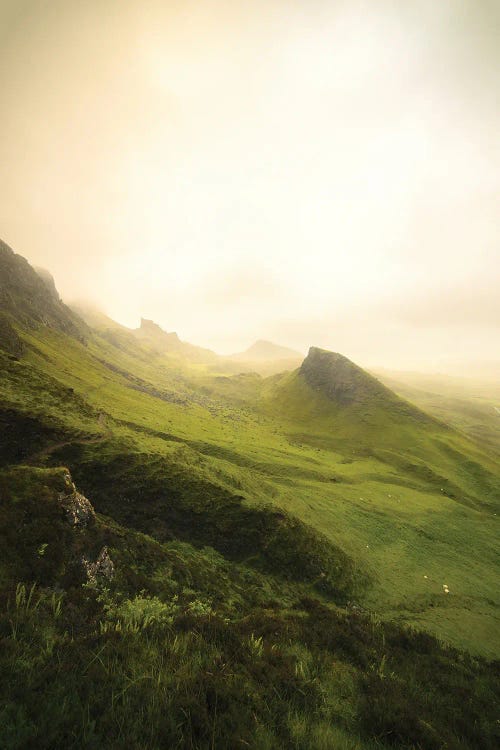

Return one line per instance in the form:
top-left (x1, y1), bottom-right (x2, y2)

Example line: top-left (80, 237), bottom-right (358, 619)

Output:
top-left (81, 547), bottom-right (115, 585)
top-left (59, 480), bottom-right (95, 529)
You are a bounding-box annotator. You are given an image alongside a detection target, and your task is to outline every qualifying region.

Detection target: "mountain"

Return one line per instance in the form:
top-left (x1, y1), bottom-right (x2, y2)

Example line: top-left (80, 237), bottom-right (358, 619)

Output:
top-left (230, 339), bottom-right (302, 362)
top-left (225, 339), bottom-right (302, 375)
top-left (133, 317), bottom-right (183, 350)
top-left (33, 266), bottom-right (60, 301)
top-left (300, 346), bottom-right (427, 410)
top-left (73, 305), bottom-right (221, 366)
top-left (374, 367), bottom-right (500, 456)
top-left (69, 302), bottom-right (128, 331)
top-left (1, 242), bottom-right (499, 749)
top-left (0, 239), bottom-right (85, 342)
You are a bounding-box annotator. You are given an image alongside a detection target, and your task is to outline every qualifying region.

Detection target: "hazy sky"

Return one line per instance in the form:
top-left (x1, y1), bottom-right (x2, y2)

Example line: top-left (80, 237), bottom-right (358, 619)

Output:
top-left (1, 0), bottom-right (499, 370)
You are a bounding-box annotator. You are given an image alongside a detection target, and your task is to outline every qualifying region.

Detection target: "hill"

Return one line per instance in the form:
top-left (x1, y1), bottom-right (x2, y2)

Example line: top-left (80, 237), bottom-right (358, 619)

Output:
top-left (0, 240), bottom-right (85, 343)
top-left (230, 339), bottom-right (302, 362)
top-left (225, 339), bottom-right (302, 375)
top-left (374, 367), bottom-right (500, 456)
top-left (300, 347), bottom-right (433, 413)
top-left (1, 242), bottom-right (499, 748)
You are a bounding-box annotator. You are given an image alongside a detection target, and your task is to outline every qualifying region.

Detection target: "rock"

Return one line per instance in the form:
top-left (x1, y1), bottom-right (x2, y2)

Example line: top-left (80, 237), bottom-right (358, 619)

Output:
top-left (81, 547), bottom-right (115, 584)
top-left (59, 480), bottom-right (96, 529)
top-left (34, 266), bottom-right (60, 301)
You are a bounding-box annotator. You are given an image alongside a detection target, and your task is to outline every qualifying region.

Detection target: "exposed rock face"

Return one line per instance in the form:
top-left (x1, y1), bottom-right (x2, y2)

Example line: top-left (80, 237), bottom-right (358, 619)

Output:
top-left (59, 473), bottom-right (96, 529)
top-left (63, 491), bottom-right (96, 528)
top-left (34, 267), bottom-right (60, 301)
top-left (134, 318), bottom-right (181, 350)
top-left (81, 547), bottom-right (115, 584)
top-left (58, 472), bottom-right (115, 584)
top-left (0, 239), bottom-right (86, 340)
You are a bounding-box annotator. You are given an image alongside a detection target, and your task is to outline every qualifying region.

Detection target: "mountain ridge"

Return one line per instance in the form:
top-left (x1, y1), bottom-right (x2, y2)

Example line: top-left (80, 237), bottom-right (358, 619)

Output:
top-left (0, 239), bottom-right (86, 342)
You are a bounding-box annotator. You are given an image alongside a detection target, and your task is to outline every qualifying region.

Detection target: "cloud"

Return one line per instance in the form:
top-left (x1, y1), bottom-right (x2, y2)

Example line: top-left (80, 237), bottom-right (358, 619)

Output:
top-left (0, 0), bottom-right (498, 369)
top-left (197, 266), bottom-right (283, 306)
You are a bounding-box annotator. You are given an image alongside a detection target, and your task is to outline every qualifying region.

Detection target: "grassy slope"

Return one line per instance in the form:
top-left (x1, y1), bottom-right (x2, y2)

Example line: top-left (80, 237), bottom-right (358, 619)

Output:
top-left (1, 323), bottom-right (498, 658)
top-left (375, 369), bottom-right (500, 456)
top-left (262, 369), bottom-right (500, 656)
top-left (1, 465), bottom-right (498, 750)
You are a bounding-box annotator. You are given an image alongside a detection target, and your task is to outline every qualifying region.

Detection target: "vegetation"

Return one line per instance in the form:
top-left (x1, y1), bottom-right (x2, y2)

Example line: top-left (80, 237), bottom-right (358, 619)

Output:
top-left (1, 242), bottom-right (499, 747)
top-left (1, 467), bottom-right (499, 750)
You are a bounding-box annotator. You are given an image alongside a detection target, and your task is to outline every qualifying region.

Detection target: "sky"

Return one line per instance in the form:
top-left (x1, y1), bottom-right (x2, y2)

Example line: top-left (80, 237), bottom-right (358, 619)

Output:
top-left (0, 0), bottom-right (499, 371)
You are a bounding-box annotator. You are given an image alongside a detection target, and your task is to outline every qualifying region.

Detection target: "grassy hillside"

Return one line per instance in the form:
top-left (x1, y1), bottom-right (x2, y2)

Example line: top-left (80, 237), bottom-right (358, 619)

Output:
top-left (375, 369), bottom-right (500, 456)
top-left (1, 244), bottom-right (499, 747)
top-left (1, 321), bottom-right (499, 657)
top-left (1, 465), bottom-right (498, 750)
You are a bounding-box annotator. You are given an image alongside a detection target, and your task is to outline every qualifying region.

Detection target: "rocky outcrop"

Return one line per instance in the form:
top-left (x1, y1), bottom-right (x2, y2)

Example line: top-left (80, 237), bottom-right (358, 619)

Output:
top-left (134, 318), bottom-right (181, 350)
top-left (34, 267), bottom-right (60, 301)
top-left (0, 465), bottom-right (115, 587)
top-left (81, 546), bottom-right (115, 584)
top-left (58, 472), bottom-right (96, 528)
top-left (57, 472), bottom-right (114, 583)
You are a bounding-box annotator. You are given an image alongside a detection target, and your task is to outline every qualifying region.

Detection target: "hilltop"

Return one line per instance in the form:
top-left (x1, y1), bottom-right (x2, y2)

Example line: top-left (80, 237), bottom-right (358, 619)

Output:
top-left (225, 339), bottom-right (302, 375)
top-left (300, 346), bottom-right (427, 410)
top-left (230, 339), bottom-right (302, 362)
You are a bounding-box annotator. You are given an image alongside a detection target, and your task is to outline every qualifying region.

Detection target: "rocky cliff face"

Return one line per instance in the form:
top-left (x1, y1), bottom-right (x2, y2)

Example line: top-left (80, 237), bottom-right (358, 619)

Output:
top-left (0, 239), bottom-right (86, 342)
top-left (34, 267), bottom-right (60, 301)
top-left (132, 316), bottom-right (218, 363)
top-left (134, 318), bottom-right (182, 350)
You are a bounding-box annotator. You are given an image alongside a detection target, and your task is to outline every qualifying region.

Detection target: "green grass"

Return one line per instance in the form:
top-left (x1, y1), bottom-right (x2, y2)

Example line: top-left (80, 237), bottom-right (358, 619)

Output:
top-left (1, 324), bottom-right (498, 657)
top-left (0, 466), bottom-right (498, 750)
top-left (1, 314), bottom-right (500, 747)
top-left (375, 369), bottom-right (500, 456)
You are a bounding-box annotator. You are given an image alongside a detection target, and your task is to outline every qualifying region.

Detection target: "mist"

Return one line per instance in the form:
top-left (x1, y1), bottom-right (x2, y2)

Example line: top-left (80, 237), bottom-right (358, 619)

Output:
top-left (1, 0), bottom-right (498, 371)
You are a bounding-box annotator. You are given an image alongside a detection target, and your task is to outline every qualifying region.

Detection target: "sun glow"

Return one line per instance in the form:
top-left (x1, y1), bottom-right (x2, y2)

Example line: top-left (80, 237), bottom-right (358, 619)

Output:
top-left (0, 0), bottom-right (498, 367)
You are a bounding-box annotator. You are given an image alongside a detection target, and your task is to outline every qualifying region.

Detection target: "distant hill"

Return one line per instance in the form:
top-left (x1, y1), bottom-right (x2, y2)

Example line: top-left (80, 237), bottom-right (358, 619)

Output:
top-left (300, 347), bottom-right (431, 421)
top-left (133, 317), bottom-right (183, 351)
top-left (131, 317), bottom-right (219, 364)
top-left (72, 306), bottom-right (219, 365)
top-left (224, 339), bottom-right (302, 375)
top-left (374, 367), bottom-right (500, 455)
top-left (269, 346), bottom-right (447, 444)
top-left (229, 339), bottom-right (302, 362)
